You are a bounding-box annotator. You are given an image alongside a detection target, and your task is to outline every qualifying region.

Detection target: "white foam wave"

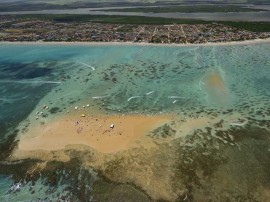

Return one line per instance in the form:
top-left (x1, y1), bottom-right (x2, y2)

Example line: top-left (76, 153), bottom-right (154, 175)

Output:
top-left (0, 96), bottom-right (28, 102)
top-left (0, 80), bottom-right (61, 84)
top-left (77, 61), bottom-right (95, 71)
top-left (230, 120), bottom-right (248, 126)
top-left (146, 91), bottom-right (154, 95)
top-left (168, 96), bottom-right (185, 99)
top-left (92, 95), bottom-right (109, 99)
top-left (127, 96), bottom-right (141, 101)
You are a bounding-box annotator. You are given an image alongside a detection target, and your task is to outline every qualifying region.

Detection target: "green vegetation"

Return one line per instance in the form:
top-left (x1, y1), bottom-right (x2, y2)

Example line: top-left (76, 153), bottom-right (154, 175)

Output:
top-left (101, 5), bottom-right (266, 13)
top-left (19, 14), bottom-right (206, 25)
top-left (221, 21), bottom-right (270, 32)
top-left (16, 14), bottom-right (270, 32)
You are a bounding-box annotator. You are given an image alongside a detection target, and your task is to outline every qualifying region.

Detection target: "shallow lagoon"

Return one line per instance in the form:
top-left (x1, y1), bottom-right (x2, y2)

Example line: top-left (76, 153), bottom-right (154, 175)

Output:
top-left (0, 42), bottom-right (269, 201)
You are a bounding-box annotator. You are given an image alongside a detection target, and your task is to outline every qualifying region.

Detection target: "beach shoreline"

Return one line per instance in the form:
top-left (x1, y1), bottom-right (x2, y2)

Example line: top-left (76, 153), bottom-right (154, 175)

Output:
top-left (1, 38), bottom-right (270, 47)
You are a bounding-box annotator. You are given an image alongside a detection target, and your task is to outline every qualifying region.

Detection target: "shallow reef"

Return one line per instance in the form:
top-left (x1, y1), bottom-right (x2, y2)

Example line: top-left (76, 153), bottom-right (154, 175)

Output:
top-left (0, 43), bottom-right (269, 201)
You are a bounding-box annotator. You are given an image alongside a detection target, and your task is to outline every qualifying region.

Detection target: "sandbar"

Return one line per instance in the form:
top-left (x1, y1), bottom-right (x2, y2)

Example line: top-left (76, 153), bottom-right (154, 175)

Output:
top-left (15, 114), bottom-right (171, 154)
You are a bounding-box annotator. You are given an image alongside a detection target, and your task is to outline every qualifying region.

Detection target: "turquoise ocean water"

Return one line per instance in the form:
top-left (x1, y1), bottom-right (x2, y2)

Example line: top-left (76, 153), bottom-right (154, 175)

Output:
top-left (0, 43), bottom-right (269, 201)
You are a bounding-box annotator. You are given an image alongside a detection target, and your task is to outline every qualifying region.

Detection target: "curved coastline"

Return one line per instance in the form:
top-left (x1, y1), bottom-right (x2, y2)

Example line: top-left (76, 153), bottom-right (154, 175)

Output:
top-left (1, 37), bottom-right (270, 47)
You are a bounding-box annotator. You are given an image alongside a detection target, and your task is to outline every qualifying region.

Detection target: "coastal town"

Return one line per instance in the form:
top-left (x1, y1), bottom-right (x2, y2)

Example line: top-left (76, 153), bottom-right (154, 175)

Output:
top-left (0, 16), bottom-right (270, 44)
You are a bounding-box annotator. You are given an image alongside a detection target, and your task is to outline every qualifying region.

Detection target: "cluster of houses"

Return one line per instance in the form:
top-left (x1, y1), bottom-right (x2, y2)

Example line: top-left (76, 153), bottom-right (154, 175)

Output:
top-left (0, 16), bottom-right (269, 43)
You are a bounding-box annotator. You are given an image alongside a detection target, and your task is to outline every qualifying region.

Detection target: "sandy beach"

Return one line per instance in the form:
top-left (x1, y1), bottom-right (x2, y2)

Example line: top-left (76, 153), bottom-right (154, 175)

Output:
top-left (12, 107), bottom-right (245, 160)
top-left (15, 114), bottom-right (170, 153)
top-left (1, 38), bottom-right (270, 47)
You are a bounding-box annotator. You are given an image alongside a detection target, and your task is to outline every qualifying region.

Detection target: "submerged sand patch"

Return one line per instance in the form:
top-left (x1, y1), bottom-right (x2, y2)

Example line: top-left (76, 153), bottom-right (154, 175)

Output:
top-left (203, 71), bottom-right (231, 106)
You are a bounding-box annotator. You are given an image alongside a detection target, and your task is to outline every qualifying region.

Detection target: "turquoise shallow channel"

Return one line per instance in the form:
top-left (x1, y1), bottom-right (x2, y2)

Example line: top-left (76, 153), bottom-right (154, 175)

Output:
top-left (0, 42), bottom-right (269, 201)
